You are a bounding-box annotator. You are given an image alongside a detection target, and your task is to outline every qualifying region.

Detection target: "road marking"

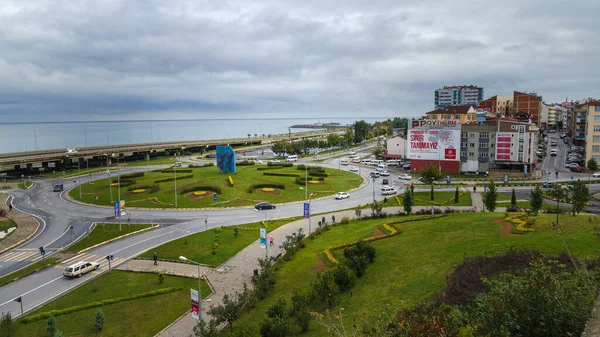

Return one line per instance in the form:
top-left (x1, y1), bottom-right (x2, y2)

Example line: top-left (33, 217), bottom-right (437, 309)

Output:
top-left (4, 252), bottom-right (30, 262)
top-left (0, 252), bottom-right (20, 260)
top-left (62, 253), bottom-right (88, 264)
top-left (0, 275), bottom-right (64, 309)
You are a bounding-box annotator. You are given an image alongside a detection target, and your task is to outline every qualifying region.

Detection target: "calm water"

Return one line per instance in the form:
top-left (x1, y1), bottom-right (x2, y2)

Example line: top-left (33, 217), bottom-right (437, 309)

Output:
top-left (0, 117), bottom-right (389, 154)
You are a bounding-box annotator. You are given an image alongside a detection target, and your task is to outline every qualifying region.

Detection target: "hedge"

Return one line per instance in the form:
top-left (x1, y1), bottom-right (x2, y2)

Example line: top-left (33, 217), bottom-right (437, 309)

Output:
top-left (263, 172), bottom-right (301, 178)
top-left (159, 169), bottom-right (193, 174)
top-left (127, 185), bottom-right (160, 193)
top-left (268, 162), bottom-right (293, 167)
top-left (297, 165), bottom-right (321, 171)
top-left (179, 185), bottom-right (222, 195)
top-left (257, 166), bottom-right (284, 171)
top-left (110, 180), bottom-right (137, 187)
top-left (21, 287), bottom-right (182, 324)
top-left (295, 177), bottom-right (325, 185)
top-left (236, 161), bottom-right (255, 166)
top-left (309, 168), bottom-right (325, 173)
top-left (121, 172), bottom-right (145, 179)
top-left (248, 183), bottom-right (286, 193)
top-left (154, 174), bottom-right (194, 183)
top-left (308, 172), bottom-right (328, 177)
top-left (189, 163), bottom-right (214, 168)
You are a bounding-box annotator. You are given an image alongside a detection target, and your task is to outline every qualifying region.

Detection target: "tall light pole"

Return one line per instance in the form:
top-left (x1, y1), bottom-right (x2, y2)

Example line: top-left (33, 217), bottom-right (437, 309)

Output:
top-left (117, 157), bottom-right (122, 230)
top-left (174, 166), bottom-right (178, 208)
top-left (106, 155), bottom-right (113, 203)
top-left (372, 177), bottom-right (375, 202)
top-left (179, 256), bottom-right (202, 322)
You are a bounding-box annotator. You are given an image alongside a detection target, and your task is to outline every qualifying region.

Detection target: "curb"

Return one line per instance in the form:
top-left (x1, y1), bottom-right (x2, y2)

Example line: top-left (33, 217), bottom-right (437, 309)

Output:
top-left (0, 196), bottom-right (41, 255)
top-left (77, 224), bottom-right (160, 254)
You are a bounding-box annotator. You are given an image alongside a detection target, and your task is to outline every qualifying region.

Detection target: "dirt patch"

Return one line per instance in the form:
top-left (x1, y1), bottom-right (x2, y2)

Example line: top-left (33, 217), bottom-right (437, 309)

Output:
top-left (492, 218), bottom-right (520, 236)
top-left (124, 191), bottom-right (149, 197)
top-left (313, 251), bottom-right (329, 273)
top-left (369, 227), bottom-right (384, 238)
top-left (0, 195), bottom-right (38, 252)
top-left (186, 191), bottom-right (215, 200)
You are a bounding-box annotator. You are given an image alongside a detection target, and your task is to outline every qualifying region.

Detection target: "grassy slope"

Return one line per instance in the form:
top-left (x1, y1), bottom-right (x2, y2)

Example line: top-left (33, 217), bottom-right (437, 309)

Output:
top-left (0, 218), bottom-right (16, 232)
top-left (232, 213), bottom-right (599, 336)
top-left (14, 271), bottom-right (211, 337)
top-left (69, 165), bottom-right (362, 209)
top-left (139, 217), bottom-right (300, 266)
top-left (65, 223), bottom-right (153, 253)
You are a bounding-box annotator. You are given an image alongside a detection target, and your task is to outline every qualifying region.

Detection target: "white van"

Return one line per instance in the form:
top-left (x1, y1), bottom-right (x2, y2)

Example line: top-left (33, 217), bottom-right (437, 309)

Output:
top-left (341, 159), bottom-right (349, 165)
top-left (172, 162), bottom-right (182, 167)
top-left (376, 164), bottom-right (388, 173)
top-left (361, 159), bottom-right (372, 165)
top-left (381, 186), bottom-right (397, 195)
top-left (286, 155), bottom-right (298, 162)
top-left (372, 160), bottom-right (384, 166)
top-left (63, 261), bottom-right (99, 278)
top-left (386, 160), bottom-right (400, 166)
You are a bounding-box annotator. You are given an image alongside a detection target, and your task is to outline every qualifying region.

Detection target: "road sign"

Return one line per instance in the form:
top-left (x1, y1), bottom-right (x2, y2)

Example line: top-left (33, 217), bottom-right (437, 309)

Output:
top-left (120, 200), bottom-right (126, 216)
top-left (303, 202), bottom-right (310, 218)
top-left (191, 289), bottom-right (200, 320)
top-left (259, 228), bottom-right (267, 249)
top-left (213, 194), bottom-right (218, 201)
top-left (571, 176), bottom-right (574, 180)
top-left (114, 202), bottom-right (120, 218)
top-left (446, 175), bottom-right (450, 184)
top-left (504, 174), bottom-right (509, 184)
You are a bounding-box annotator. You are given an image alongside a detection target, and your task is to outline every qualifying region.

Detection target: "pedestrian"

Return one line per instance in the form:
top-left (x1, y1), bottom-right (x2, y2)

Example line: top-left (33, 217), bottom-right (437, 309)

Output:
top-left (322, 216), bottom-right (326, 226)
top-left (473, 186), bottom-right (476, 193)
top-left (269, 235), bottom-right (274, 247)
top-left (332, 214), bottom-right (336, 223)
top-left (153, 252), bottom-right (158, 266)
top-left (8, 204), bottom-right (12, 211)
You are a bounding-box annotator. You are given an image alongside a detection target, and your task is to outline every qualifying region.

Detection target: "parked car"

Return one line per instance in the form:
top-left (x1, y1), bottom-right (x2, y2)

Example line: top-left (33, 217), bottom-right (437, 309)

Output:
top-left (593, 172), bottom-right (600, 178)
top-left (570, 166), bottom-right (584, 172)
top-left (565, 163), bottom-right (581, 169)
top-left (402, 163), bottom-right (411, 170)
top-left (63, 261), bottom-right (99, 278)
top-left (349, 166), bottom-right (359, 172)
top-left (270, 159), bottom-right (280, 163)
top-left (205, 153), bottom-right (216, 158)
top-left (399, 174), bottom-right (412, 180)
top-left (542, 182), bottom-right (554, 189)
top-left (254, 202), bottom-right (276, 210)
top-left (335, 192), bottom-right (350, 200)
top-left (369, 172), bottom-right (380, 178)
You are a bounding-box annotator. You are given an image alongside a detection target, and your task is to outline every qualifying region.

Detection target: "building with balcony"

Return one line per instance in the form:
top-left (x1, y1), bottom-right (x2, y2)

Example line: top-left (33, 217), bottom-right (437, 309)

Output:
top-left (434, 85), bottom-right (483, 109)
top-left (583, 102), bottom-right (600, 163)
top-left (573, 104), bottom-right (588, 146)
top-left (479, 95), bottom-right (513, 116)
top-left (547, 105), bottom-right (557, 128)
top-left (425, 106), bottom-right (477, 124)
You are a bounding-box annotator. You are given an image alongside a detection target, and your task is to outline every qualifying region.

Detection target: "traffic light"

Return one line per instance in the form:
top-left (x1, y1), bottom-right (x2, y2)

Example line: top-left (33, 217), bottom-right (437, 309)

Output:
top-left (39, 246), bottom-right (43, 254)
top-left (106, 255), bottom-right (110, 261)
top-left (14, 296), bottom-right (21, 303)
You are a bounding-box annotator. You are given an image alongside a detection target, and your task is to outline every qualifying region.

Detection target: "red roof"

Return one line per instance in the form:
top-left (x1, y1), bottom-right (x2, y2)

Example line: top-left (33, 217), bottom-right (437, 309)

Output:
top-left (426, 106), bottom-right (473, 115)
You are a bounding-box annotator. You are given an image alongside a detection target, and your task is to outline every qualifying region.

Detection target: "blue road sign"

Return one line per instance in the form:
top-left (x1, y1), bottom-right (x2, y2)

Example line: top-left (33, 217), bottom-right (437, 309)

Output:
top-left (571, 176), bottom-right (574, 180)
top-left (446, 175), bottom-right (450, 184)
top-left (114, 202), bottom-right (120, 217)
top-left (213, 194), bottom-right (218, 201)
top-left (303, 202), bottom-right (310, 218)
top-left (504, 174), bottom-right (509, 184)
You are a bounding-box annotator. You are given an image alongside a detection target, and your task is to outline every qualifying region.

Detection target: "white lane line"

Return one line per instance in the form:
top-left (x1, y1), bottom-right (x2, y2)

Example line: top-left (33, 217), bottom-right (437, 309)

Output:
top-left (62, 253), bottom-right (87, 264)
top-left (8, 195), bottom-right (47, 246)
top-left (0, 275), bottom-right (64, 309)
top-left (14, 252), bottom-right (37, 262)
top-left (4, 252), bottom-right (29, 262)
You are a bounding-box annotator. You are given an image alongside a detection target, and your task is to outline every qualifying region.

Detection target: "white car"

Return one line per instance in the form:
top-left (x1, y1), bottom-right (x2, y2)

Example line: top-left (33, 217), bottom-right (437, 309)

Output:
top-left (335, 192), bottom-right (350, 200)
top-left (63, 261), bottom-right (99, 278)
top-left (341, 159), bottom-right (349, 165)
top-left (255, 160), bottom-right (265, 165)
top-left (270, 159), bottom-right (281, 163)
top-left (399, 174), bottom-right (412, 180)
top-left (379, 171), bottom-right (390, 176)
top-left (352, 158), bottom-right (361, 163)
top-left (349, 166), bottom-right (359, 172)
top-left (593, 172), bottom-right (600, 178)
top-left (565, 163), bottom-right (580, 169)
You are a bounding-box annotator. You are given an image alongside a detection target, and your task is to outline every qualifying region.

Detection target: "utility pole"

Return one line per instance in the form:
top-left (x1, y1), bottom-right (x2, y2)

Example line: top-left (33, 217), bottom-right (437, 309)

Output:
top-left (174, 166), bottom-right (178, 208)
top-left (117, 157), bottom-right (121, 230)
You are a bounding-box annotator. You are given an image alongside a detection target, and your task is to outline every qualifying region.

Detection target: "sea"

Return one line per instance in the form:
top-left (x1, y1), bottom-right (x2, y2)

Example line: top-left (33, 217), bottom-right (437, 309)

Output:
top-left (0, 117), bottom-right (390, 154)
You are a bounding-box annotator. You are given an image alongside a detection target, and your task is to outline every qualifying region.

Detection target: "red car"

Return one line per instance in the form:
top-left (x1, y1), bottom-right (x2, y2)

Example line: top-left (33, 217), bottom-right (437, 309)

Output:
top-left (570, 166), bottom-right (583, 172)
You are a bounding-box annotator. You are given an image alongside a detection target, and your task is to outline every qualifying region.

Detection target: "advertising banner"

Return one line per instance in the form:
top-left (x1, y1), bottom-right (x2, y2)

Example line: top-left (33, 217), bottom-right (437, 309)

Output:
top-left (303, 203), bottom-right (310, 218)
top-left (119, 200), bottom-right (126, 216)
top-left (114, 202), bottom-right (120, 218)
top-left (190, 289), bottom-right (200, 320)
top-left (496, 133), bottom-right (512, 161)
top-left (259, 228), bottom-right (267, 249)
top-left (407, 120), bottom-right (460, 161)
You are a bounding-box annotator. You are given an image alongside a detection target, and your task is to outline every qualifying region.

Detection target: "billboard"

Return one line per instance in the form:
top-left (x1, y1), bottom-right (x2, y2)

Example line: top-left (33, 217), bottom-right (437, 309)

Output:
top-left (216, 145), bottom-right (236, 173)
top-left (407, 120), bottom-right (460, 161)
top-left (495, 132), bottom-right (512, 161)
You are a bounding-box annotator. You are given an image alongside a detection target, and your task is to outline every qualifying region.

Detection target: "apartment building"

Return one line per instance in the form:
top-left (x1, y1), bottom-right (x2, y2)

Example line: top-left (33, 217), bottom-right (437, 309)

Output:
top-left (434, 85), bottom-right (483, 109)
top-left (547, 105), bottom-right (557, 128)
top-left (479, 95), bottom-right (513, 116)
top-left (583, 102), bottom-right (600, 163)
top-left (425, 106), bottom-right (477, 124)
top-left (572, 104), bottom-right (587, 147)
top-left (460, 119), bottom-right (538, 174)
top-left (513, 91), bottom-right (543, 126)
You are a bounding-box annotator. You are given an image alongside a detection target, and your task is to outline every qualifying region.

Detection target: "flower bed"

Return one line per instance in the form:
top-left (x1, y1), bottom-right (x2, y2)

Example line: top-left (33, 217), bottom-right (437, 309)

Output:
top-left (228, 175), bottom-right (234, 187)
top-left (504, 212), bottom-right (534, 232)
top-left (193, 191), bottom-right (207, 196)
top-left (262, 188), bottom-right (275, 192)
top-left (132, 189), bottom-right (146, 193)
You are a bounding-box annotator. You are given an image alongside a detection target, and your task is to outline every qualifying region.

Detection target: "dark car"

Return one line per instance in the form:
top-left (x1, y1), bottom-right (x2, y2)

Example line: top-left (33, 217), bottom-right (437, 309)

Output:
top-left (254, 202), bottom-right (276, 210)
top-left (53, 184), bottom-right (64, 192)
top-left (205, 153), bottom-right (216, 158)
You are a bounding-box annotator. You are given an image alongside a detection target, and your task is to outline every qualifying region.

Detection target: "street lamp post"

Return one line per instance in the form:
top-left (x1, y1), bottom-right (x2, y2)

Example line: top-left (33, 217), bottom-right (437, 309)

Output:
top-left (372, 177), bottom-right (375, 202)
top-left (107, 155), bottom-right (114, 203)
top-left (179, 256), bottom-right (202, 322)
top-left (117, 157), bottom-right (121, 230)
top-left (174, 166), bottom-right (178, 208)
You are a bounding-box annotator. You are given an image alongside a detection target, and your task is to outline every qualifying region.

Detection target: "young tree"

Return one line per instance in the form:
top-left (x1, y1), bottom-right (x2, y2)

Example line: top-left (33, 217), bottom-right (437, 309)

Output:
top-left (430, 185), bottom-right (434, 201)
top-left (260, 298), bottom-right (291, 337)
top-left (420, 165), bottom-right (442, 185)
top-left (208, 293), bottom-right (242, 331)
top-left (290, 291), bottom-right (312, 332)
top-left (410, 183), bottom-right (414, 193)
top-left (95, 309), bottom-right (104, 331)
top-left (529, 184), bottom-right (544, 215)
top-left (192, 320), bottom-right (220, 337)
top-left (46, 314), bottom-right (57, 336)
top-left (587, 158), bottom-right (599, 180)
top-left (569, 180), bottom-right (590, 215)
top-left (403, 189), bottom-right (414, 215)
top-left (0, 312), bottom-right (12, 337)
top-left (510, 188), bottom-right (517, 209)
top-left (483, 181), bottom-right (498, 212)
top-left (454, 186), bottom-right (459, 204)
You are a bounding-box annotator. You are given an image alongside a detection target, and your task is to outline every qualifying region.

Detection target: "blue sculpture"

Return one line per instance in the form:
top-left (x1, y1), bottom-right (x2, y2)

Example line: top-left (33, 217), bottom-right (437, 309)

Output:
top-left (216, 145), bottom-right (236, 173)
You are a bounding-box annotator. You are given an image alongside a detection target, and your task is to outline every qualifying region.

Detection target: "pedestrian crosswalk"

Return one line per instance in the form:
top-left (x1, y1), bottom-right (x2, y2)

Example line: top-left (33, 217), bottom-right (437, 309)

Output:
top-left (0, 249), bottom-right (43, 262)
top-left (54, 252), bottom-right (127, 273)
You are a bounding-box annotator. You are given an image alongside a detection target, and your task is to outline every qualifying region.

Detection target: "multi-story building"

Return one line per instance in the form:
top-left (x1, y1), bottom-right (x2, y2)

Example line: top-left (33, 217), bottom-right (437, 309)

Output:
top-left (547, 105), bottom-right (557, 128)
top-left (513, 91), bottom-right (543, 126)
top-left (459, 118), bottom-right (538, 174)
top-left (479, 95), bottom-right (513, 116)
top-left (434, 85), bottom-right (483, 109)
top-left (583, 102), bottom-right (600, 163)
top-left (572, 104), bottom-right (587, 147)
top-left (385, 136), bottom-right (407, 159)
top-left (425, 106), bottom-right (477, 124)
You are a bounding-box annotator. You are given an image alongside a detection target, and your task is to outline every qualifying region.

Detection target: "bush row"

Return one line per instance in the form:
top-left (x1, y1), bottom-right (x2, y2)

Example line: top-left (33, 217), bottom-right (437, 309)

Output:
top-left (308, 171), bottom-right (328, 177)
top-left (268, 162), bottom-right (293, 167)
top-left (179, 185), bottom-right (222, 195)
top-left (21, 287), bottom-right (182, 323)
top-left (154, 174), bottom-right (194, 183)
top-left (120, 172), bottom-right (145, 179)
top-left (263, 172), bottom-right (301, 178)
top-left (236, 160), bottom-right (255, 166)
top-left (110, 180), bottom-right (137, 187)
top-left (296, 165), bottom-right (322, 171)
top-left (127, 185), bottom-right (159, 193)
top-left (159, 169), bottom-right (193, 173)
top-left (188, 163), bottom-right (214, 168)
top-left (295, 177), bottom-right (325, 185)
top-left (256, 166), bottom-right (284, 171)
top-left (247, 183), bottom-right (286, 193)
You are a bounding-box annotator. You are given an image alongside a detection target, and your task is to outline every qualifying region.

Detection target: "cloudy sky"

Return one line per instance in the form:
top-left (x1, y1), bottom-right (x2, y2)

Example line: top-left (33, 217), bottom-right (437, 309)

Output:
top-left (0, 0), bottom-right (598, 122)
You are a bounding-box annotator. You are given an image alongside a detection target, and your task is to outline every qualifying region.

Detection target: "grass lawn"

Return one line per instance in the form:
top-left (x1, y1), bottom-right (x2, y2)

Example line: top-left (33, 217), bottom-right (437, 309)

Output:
top-left (17, 182), bottom-right (33, 189)
top-left (69, 165), bottom-right (362, 209)
top-left (0, 257), bottom-right (60, 287)
top-left (409, 191), bottom-right (472, 206)
top-left (230, 212), bottom-right (600, 336)
top-left (139, 217), bottom-right (301, 266)
top-left (40, 168), bottom-right (109, 179)
top-left (14, 270), bottom-right (211, 337)
top-left (0, 218), bottom-right (16, 233)
top-left (65, 223), bottom-right (154, 253)
top-left (124, 156), bottom-right (186, 167)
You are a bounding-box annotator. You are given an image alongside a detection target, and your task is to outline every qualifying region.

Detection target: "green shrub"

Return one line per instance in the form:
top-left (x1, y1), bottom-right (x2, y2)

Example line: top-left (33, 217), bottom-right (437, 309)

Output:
top-left (189, 163), bottom-right (214, 168)
top-left (95, 309), bottom-right (104, 331)
top-left (248, 184), bottom-right (286, 193)
top-left (110, 179), bottom-right (137, 187)
top-left (179, 185), bottom-right (222, 195)
top-left (307, 172), bottom-right (328, 177)
top-left (268, 162), bottom-right (293, 167)
top-left (236, 161), bottom-right (255, 166)
top-left (127, 185), bottom-right (159, 193)
top-left (295, 177), bottom-right (325, 185)
top-left (21, 287), bottom-right (182, 323)
top-left (256, 166), bottom-right (284, 171)
top-left (154, 174), bottom-right (194, 183)
top-left (263, 172), bottom-right (301, 178)
top-left (158, 272), bottom-right (165, 284)
top-left (159, 169), bottom-right (193, 173)
top-left (120, 172), bottom-right (145, 179)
